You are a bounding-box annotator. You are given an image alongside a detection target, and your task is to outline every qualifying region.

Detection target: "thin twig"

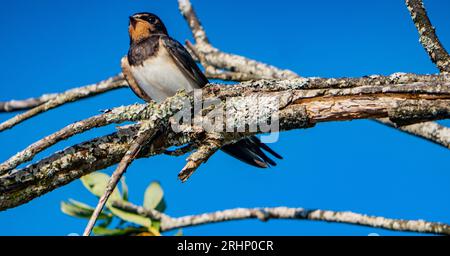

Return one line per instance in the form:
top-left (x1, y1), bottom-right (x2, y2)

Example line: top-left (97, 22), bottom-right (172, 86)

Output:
top-left (112, 201), bottom-right (171, 222)
top-left (0, 74), bottom-right (126, 132)
top-left (113, 201), bottom-right (450, 235)
top-left (405, 0), bottom-right (450, 73)
top-left (0, 93), bottom-right (58, 112)
top-left (83, 121), bottom-right (157, 236)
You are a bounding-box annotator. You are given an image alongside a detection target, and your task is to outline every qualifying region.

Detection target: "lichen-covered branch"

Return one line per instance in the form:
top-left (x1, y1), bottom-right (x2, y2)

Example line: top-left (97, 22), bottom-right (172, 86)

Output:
top-left (0, 126), bottom-right (143, 211)
top-left (112, 201), bottom-right (450, 235)
top-left (0, 74), bottom-right (127, 131)
top-left (405, 0), bottom-right (450, 73)
top-left (0, 103), bottom-right (155, 176)
top-left (1, 78), bottom-right (450, 211)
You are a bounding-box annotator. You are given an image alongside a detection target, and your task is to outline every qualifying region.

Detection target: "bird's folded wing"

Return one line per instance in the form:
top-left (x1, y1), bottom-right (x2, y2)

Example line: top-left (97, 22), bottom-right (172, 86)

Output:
top-left (160, 35), bottom-right (209, 88)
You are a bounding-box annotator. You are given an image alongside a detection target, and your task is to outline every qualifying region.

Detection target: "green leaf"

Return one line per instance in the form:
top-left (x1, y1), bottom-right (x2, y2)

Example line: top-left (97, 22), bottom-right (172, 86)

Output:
top-left (109, 207), bottom-right (152, 228)
top-left (151, 220), bottom-right (161, 232)
top-left (80, 172), bottom-right (122, 204)
top-left (155, 198), bottom-right (167, 212)
top-left (93, 226), bottom-right (146, 236)
top-left (143, 181), bottom-right (166, 211)
top-left (121, 177), bottom-right (129, 201)
top-left (60, 199), bottom-right (111, 220)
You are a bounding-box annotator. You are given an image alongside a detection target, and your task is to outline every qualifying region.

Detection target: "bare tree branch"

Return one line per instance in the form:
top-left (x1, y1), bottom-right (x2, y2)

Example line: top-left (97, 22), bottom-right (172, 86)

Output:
top-left (83, 121), bottom-right (158, 236)
top-left (405, 0), bottom-right (450, 73)
top-left (0, 125), bottom-right (144, 211)
top-left (0, 75), bottom-right (126, 131)
top-left (1, 78), bottom-right (450, 211)
top-left (0, 93), bottom-right (58, 113)
top-left (178, 0), bottom-right (299, 80)
top-left (113, 201), bottom-right (450, 235)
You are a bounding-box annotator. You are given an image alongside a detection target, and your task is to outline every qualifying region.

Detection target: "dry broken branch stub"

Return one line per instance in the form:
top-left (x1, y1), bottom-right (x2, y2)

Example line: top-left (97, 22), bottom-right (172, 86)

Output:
top-left (1, 78), bottom-right (450, 211)
top-left (179, 134), bottom-right (224, 182)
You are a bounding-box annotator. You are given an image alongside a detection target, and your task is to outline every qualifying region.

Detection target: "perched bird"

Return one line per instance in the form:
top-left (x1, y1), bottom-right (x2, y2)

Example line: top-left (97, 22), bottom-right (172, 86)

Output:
top-left (124, 12), bottom-right (282, 168)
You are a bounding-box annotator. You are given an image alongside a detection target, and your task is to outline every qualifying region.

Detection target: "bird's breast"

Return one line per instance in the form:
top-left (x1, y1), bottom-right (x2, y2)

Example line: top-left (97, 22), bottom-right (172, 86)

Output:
top-left (130, 46), bottom-right (198, 103)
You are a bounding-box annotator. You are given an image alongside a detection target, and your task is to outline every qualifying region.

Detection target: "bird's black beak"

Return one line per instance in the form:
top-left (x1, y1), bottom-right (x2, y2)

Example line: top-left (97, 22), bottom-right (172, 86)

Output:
top-left (129, 16), bottom-right (137, 28)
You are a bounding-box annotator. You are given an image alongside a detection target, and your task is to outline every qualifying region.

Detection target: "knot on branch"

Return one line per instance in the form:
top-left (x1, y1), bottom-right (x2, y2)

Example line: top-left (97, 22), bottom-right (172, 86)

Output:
top-left (279, 105), bottom-right (315, 131)
top-left (254, 209), bottom-right (270, 222)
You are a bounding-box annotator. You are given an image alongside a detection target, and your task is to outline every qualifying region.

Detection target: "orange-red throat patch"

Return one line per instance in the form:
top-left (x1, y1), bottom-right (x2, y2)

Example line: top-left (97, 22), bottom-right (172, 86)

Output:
top-left (129, 19), bottom-right (153, 42)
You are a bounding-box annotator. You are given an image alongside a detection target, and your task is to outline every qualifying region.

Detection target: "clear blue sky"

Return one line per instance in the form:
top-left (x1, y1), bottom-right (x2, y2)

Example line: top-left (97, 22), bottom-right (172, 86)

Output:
top-left (0, 0), bottom-right (449, 236)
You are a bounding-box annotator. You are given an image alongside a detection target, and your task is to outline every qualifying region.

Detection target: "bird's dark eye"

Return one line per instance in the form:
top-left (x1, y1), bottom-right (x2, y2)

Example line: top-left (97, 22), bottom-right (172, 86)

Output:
top-left (148, 17), bottom-right (156, 23)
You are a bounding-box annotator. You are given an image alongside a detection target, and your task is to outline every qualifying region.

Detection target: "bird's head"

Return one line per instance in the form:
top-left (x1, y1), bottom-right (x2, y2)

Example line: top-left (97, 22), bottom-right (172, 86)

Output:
top-left (128, 12), bottom-right (168, 43)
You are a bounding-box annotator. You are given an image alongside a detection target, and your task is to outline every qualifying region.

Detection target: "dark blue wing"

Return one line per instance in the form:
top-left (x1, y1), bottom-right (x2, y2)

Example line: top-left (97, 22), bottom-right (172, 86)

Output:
top-left (161, 35), bottom-right (209, 88)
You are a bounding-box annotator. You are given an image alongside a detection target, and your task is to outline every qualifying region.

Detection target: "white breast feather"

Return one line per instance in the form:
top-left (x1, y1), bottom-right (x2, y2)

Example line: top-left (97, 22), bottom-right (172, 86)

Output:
top-left (130, 46), bottom-right (199, 103)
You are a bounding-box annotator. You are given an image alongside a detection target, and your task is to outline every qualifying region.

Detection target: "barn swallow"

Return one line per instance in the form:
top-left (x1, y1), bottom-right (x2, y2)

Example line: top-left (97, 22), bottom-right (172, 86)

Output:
top-left (124, 12), bottom-right (282, 168)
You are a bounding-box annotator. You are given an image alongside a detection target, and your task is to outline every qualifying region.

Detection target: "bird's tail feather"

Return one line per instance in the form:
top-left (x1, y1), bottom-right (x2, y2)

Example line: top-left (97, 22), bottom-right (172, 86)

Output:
top-left (221, 136), bottom-right (282, 168)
